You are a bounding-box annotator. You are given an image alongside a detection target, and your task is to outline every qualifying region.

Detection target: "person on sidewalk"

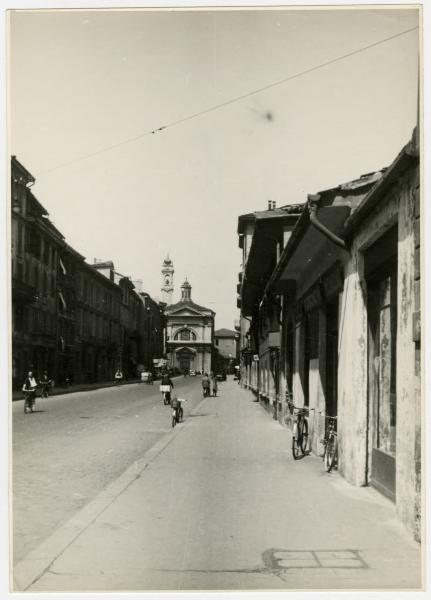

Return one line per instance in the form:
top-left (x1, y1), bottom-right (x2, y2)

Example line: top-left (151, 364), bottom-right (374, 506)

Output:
top-left (202, 373), bottom-right (210, 397)
top-left (22, 371), bottom-right (38, 413)
top-left (209, 372), bottom-right (218, 397)
top-left (39, 371), bottom-right (51, 398)
top-left (114, 369), bottom-right (123, 385)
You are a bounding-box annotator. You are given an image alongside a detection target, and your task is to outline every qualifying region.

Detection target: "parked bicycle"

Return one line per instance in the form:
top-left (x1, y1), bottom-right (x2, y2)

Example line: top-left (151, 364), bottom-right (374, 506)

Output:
top-left (322, 414), bottom-right (338, 472)
top-left (287, 401), bottom-right (310, 460)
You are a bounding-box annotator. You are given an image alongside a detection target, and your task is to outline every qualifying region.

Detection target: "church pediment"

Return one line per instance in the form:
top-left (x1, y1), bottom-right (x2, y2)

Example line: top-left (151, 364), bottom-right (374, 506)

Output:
top-left (174, 346), bottom-right (197, 354)
top-left (167, 306), bottom-right (205, 317)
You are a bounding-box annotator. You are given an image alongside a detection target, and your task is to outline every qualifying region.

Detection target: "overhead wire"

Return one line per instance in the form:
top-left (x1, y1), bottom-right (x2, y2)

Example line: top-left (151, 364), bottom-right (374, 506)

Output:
top-left (38, 25), bottom-right (418, 176)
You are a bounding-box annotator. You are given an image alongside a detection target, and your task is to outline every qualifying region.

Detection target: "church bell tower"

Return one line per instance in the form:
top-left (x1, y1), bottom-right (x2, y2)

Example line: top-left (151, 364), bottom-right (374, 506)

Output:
top-left (161, 255), bottom-right (174, 304)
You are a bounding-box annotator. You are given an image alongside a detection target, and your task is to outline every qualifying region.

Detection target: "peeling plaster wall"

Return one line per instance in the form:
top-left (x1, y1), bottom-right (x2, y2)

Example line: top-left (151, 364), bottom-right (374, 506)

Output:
top-left (340, 164), bottom-right (420, 539)
top-left (337, 260), bottom-right (368, 486)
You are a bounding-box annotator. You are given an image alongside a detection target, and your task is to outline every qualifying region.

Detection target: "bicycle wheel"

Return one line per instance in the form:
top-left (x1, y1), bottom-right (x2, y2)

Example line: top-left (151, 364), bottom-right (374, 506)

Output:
top-left (324, 433), bottom-right (338, 472)
top-left (300, 419), bottom-right (309, 455)
top-left (291, 423), bottom-right (300, 460)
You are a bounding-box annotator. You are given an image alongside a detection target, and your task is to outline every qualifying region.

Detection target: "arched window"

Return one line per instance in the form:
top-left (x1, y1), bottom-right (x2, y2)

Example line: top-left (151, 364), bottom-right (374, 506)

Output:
top-left (174, 328), bottom-right (196, 341)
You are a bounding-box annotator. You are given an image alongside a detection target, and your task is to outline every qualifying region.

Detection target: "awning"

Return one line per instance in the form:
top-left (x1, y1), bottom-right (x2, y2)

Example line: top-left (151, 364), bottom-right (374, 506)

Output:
top-left (277, 206), bottom-right (350, 285)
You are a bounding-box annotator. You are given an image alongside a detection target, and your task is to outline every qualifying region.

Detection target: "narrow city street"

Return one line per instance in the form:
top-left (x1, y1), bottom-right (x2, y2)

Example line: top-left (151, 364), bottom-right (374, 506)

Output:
top-left (13, 378), bottom-right (421, 592)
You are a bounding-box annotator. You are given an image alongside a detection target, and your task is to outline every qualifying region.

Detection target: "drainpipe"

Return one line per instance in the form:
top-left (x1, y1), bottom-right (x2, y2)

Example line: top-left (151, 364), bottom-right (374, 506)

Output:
top-left (308, 195), bottom-right (349, 253)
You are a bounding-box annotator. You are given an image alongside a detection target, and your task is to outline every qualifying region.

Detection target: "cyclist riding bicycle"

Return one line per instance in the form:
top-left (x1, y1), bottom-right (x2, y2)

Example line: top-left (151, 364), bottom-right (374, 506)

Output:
top-left (171, 396), bottom-right (186, 424)
top-left (160, 372), bottom-right (174, 404)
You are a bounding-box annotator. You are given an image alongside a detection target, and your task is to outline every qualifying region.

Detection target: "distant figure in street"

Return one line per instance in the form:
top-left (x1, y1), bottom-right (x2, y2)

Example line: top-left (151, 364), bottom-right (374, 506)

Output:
top-left (202, 373), bottom-right (210, 397)
top-left (22, 371), bottom-right (38, 413)
top-left (39, 371), bottom-right (51, 398)
top-left (115, 369), bottom-right (123, 385)
top-left (209, 372), bottom-right (218, 397)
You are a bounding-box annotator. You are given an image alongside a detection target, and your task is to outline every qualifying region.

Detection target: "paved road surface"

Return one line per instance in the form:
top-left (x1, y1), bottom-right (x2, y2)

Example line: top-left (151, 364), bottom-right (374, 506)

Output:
top-left (12, 375), bottom-right (200, 563)
top-left (13, 378), bottom-right (421, 592)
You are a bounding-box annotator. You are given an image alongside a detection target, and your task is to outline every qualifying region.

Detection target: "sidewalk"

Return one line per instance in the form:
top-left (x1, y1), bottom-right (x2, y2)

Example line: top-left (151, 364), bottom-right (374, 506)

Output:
top-left (14, 379), bottom-right (422, 592)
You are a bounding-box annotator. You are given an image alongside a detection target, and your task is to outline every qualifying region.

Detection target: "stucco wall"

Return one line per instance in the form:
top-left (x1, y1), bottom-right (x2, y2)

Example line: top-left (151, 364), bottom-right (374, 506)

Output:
top-left (216, 337), bottom-right (237, 358)
top-left (337, 260), bottom-right (368, 486)
top-left (339, 165), bottom-right (420, 538)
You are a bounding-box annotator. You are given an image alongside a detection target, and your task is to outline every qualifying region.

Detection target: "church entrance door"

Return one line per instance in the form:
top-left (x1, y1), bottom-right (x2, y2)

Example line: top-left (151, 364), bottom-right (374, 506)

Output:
top-left (177, 349), bottom-right (194, 372)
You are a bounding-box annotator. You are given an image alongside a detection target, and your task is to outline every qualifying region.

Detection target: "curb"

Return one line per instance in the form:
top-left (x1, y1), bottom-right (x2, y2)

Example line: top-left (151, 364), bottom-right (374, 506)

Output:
top-left (13, 392), bottom-right (208, 592)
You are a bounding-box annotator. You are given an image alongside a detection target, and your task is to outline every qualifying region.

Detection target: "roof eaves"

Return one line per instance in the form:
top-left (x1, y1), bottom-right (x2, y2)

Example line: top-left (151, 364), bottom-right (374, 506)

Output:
top-left (343, 142), bottom-right (418, 236)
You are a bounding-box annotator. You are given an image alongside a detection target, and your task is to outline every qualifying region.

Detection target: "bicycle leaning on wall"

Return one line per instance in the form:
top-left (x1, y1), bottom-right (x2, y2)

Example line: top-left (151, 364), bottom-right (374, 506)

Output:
top-left (322, 414), bottom-right (338, 472)
top-left (287, 401), bottom-right (310, 460)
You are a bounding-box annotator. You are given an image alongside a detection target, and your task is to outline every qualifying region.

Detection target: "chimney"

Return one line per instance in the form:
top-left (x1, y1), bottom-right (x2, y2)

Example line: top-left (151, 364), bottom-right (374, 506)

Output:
top-left (268, 200), bottom-right (272, 211)
top-left (272, 201), bottom-right (277, 210)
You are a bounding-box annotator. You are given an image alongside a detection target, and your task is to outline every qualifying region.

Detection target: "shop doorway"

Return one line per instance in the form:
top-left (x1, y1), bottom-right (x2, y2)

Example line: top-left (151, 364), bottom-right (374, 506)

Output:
top-left (366, 226), bottom-right (398, 501)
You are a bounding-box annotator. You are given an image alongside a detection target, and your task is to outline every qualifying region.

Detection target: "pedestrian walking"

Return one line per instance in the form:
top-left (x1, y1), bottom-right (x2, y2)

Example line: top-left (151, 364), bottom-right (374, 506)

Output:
top-left (202, 373), bottom-right (210, 397)
top-left (209, 371), bottom-right (218, 397)
top-left (39, 371), bottom-right (51, 398)
top-left (114, 369), bottom-right (123, 385)
top-left (22, 371), bottom-right (38, 413)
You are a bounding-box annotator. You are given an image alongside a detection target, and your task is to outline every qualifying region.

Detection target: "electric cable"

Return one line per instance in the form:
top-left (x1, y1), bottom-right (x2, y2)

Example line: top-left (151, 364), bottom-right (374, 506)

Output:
top-left (38, 25), bottom-right (418, 176)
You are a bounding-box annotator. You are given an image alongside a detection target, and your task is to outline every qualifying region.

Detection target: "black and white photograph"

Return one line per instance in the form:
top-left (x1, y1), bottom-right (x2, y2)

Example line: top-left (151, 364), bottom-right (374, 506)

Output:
top-left (3, 1), bottom-right (427, 596)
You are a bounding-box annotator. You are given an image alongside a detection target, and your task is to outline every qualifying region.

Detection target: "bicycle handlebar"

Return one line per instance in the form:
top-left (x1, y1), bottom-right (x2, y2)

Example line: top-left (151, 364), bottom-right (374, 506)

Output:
top-left (286, 401), bottom-right (314, 412)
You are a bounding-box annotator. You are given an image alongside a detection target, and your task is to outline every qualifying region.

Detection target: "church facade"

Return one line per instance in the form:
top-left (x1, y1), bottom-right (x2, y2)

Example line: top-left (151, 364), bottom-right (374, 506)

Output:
top-left (163, 267), bottom-right (214, 373)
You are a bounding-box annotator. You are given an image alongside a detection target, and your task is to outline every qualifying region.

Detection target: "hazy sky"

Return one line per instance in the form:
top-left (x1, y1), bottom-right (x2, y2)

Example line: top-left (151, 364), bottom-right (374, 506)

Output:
top-left (9, 6), bottom-right (419, 328)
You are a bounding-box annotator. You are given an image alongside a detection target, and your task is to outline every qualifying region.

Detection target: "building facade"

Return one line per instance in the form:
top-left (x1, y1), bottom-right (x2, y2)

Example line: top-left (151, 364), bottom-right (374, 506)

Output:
top-left (11, 157), bottom-right (65, 388)
top-left (165, 279), bottom-right (215, 373)
top-left (237, 201), bottom-right (303, 405)
top-left (11, 157), bottom-right (166, 388)
top-left (237, 131), bottom-right (421, 540)
top-left (213, 328), bottom-right (239, 373)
